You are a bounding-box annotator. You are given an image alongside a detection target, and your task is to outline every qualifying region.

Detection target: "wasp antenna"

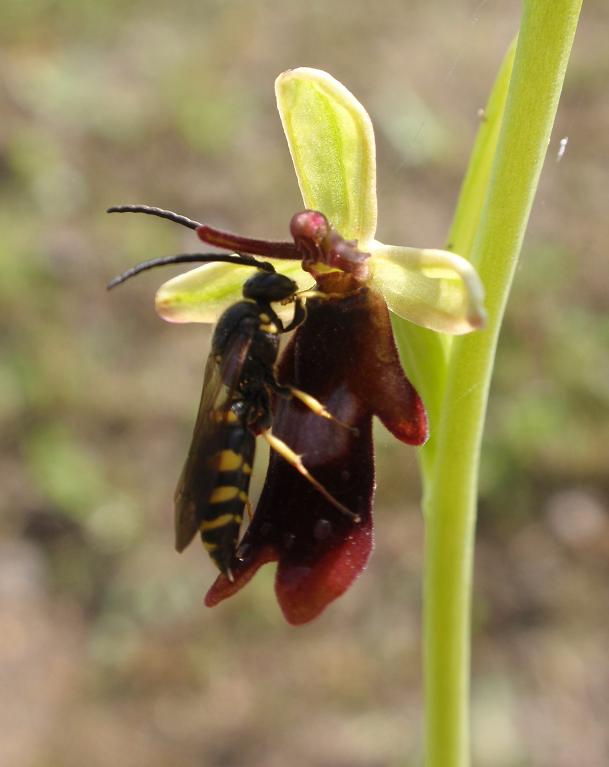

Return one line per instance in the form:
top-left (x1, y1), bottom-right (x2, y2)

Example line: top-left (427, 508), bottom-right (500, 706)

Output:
top-left (107, 252), bottom-right (275, 290)
top-left (107, 205), bottom-right (203, 230)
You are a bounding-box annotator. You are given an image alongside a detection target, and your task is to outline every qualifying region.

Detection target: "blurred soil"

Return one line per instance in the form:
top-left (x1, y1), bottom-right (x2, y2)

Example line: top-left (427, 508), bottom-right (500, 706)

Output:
top-left (1, 1), bottom-right (608, 765)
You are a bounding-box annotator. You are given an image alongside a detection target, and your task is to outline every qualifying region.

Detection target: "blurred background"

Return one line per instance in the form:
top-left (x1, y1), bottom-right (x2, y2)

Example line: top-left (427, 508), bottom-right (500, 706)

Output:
top-left (1, 1), bottom-right (608, 765)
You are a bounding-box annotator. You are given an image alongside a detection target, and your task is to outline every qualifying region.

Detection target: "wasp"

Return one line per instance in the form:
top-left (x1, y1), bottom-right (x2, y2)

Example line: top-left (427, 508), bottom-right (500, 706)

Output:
top-left (108, 206), bottom-right (358, 580)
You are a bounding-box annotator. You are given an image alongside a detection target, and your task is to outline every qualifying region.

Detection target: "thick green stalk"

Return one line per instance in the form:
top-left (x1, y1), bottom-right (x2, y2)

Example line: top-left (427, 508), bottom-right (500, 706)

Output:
top-left (395, 43), bottom-right (516, 487)
top-left (421, 3), bottom-right (583, 766)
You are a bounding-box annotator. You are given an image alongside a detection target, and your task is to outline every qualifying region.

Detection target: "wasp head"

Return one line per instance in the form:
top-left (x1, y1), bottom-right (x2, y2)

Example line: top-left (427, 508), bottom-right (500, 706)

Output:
top-left (242, 270), bottom-right (298, 303)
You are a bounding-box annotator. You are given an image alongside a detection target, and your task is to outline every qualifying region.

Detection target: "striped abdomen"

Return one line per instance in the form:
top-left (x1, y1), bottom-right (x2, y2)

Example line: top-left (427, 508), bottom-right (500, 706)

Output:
top-left (201, 415), bottom-right (255, 575)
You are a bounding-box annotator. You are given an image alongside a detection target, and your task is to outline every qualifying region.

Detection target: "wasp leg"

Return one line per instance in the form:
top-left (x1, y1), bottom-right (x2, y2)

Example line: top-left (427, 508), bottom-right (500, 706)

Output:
top-left (281, 293), bottom-right (346, 333)
top-left (288, 387), bottom-right (359, 436)
top-left (261, 430), bottom-right (361, 522)
top-left (266, 377), bottom-right (358, 435)
top-left (282, 296), bottom-right (307, 333)
top-left (244, 496), bottom-right (253, 521)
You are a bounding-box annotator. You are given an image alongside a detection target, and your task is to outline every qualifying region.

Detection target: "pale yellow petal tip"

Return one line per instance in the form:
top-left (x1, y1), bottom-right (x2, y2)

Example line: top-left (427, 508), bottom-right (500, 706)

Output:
top-left (154, 287), bottom-right (176, 321)
top-left (275, 67), bottom-right (345, 92)
top-left (154, 290), bottom-right (206, 324)
top-left (468, 306), bottom-right (488, 331)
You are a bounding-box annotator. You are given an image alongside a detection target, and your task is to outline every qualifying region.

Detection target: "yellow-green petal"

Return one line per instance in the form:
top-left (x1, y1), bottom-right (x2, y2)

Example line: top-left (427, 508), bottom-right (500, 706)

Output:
top-left (155, 260), bottom-right (310, 323)
top-left (276, 67), bottom-right (377, 243)
top-left (371, 243), bottom-right (486, 335)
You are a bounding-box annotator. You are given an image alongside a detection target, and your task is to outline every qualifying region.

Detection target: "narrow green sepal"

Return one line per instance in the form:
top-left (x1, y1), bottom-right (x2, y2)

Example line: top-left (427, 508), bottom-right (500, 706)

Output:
top-left (371, 244), bottom-right (486, 335)
top-left (156, 260), bottom-right (310, 323)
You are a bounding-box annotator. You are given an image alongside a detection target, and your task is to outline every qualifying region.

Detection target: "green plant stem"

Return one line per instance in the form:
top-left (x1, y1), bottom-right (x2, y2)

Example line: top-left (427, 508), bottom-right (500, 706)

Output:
top-left (393, 43), bottom-right (516, 487)
top-left (421, 3), bottom-right (583, 766)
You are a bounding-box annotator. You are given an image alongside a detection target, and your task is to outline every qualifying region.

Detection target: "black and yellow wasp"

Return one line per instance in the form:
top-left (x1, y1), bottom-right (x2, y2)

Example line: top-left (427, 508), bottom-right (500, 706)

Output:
top-left (108, 205), bottom-right (358, 580)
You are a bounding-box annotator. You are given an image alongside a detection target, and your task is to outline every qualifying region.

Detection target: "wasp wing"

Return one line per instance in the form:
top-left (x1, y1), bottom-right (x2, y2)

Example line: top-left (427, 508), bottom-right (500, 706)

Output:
top-left (174, 330), bottom-right (254, 552)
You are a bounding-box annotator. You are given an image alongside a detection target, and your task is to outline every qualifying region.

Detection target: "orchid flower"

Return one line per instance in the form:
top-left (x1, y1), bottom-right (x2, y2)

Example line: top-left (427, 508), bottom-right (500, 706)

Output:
top-left (142, 68), bottom-right (487, 623)
top-left (108, 69), bottom-right (487, 621)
